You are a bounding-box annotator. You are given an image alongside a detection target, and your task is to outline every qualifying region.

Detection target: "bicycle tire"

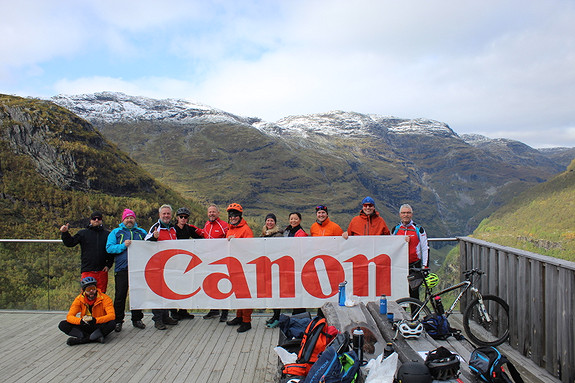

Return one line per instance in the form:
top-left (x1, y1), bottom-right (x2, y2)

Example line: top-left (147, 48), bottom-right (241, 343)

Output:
top-left (395, 297), bottom-right (432, 320)
top-left (463, 294), bottom-right (510, 346)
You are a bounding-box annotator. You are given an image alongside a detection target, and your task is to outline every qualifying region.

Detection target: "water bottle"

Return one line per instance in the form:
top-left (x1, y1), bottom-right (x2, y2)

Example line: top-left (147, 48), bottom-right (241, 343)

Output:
top-left (383, 342), bottom-right (394, 358)
top-left (379, 294), bottom-right (387, 314)
top-left (433, 296), bottom-right (444, 315)
top-left (338, 281), bottom-right (347, 306)
top-left (352, 327), bottom-right (364, 362)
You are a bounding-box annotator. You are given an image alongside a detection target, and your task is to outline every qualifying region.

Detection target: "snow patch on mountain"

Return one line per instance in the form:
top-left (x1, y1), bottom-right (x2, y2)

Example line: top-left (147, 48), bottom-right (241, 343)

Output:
top-left (51, 92), bottom-right (257, 126)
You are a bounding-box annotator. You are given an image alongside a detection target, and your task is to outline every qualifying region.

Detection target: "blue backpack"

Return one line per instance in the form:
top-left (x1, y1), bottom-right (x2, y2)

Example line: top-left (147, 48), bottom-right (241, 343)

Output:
top-left (469, 346), bottom-right (523, 383)
top-left (302, 345), bottom-right (361, 383)
top-left (422, 314), bottom-right (463, 340)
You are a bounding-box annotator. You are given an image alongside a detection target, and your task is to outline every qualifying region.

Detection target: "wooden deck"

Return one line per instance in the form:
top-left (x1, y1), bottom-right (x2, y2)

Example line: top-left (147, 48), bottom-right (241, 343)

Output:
top-left (0, 306), bottom-right (564, 383)
top-left (0, 311), bottom-right (279, 382)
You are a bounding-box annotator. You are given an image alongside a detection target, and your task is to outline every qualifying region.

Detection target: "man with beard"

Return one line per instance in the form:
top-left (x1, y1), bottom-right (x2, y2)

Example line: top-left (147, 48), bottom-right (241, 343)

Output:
top-left (58, 276), bottom-right (116, 345)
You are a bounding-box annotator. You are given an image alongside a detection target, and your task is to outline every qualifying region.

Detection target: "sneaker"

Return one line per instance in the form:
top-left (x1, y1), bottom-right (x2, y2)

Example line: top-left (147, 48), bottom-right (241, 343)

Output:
top-left (237, 322), bottom-right (252, 333)
top-left (154, 321), bottom-right (167, 330)
top-left (115, 322), bottom-right (123, 332)
top-left (164, 317), bottom-right (179, 325)
top-left (132, 320), bottom-right (146, 329)
top-left (66, 337), bottom-right (87, 346)
top-left (266, 319), bottom-right (280, 328)
top-left (219, 311), bottom-right (229, 322)
top-left (203, 310), bottom-right (220, 319)
top-left (226, 317), bottom-right (242, 326)
top-left (265, 317), bottom-right (277, 325)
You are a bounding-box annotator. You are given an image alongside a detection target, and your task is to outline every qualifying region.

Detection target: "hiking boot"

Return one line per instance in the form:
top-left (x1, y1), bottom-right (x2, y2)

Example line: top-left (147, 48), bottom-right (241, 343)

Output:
top-left (203, 310), bottom-right (219, 319)
top-left (164, 317), bottom-right (179, 325)
top-left (66, 337), bottom-right (88, 346)
top-left (226, 317), bottom-right (242, 326)
top-left (115, 322), bottom-right (123, 332)
top-left (266, 319), bottom-right (280, 329)
top-left (154, 321), bottom-right (167, 330)
top-left (237, 322), bottom-right (252, 333)
top-left (177, 311), bottom-right (195, 319)
top-left (132, 320), bottom-right (146, 329)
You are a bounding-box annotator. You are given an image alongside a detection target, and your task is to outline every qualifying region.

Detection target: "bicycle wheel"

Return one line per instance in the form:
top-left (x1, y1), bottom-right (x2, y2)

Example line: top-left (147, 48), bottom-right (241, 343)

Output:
top-left (463, 295), bottom-right (509, 346)
top-left (395, 297), bottom-right (432, 320)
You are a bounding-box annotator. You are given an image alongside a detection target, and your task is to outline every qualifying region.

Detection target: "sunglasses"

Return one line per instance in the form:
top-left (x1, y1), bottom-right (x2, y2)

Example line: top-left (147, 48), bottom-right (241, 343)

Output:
top-left (84, 285), bottom-right (97, 292)
top-left (316, 205), bottom-right (327, 211)
top-left (178, 215), bottom-right (189, 219)
top-left (91, 217), bottom-right (102, 221)
top-left (363, 204), bottom-right (374, 207)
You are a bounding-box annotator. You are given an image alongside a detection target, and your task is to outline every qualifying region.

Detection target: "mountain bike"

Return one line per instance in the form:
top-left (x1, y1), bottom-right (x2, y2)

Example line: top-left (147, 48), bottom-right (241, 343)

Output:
top-left (396, 268), bottom-right (510, 346)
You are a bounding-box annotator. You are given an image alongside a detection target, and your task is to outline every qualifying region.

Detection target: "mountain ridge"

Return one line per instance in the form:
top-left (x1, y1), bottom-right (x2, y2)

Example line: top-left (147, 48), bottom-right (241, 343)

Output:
top-left (48, 92), bottom-right (573, 238)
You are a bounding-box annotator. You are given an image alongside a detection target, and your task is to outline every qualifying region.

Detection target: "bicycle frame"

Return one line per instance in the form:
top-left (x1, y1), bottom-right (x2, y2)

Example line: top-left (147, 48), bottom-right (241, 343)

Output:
top-left (414, 270), bottom-right (484, 318)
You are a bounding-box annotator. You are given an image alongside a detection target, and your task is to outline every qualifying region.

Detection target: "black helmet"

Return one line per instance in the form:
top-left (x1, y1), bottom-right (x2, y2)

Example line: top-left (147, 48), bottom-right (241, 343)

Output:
top-left (81, 276), bottom-right (97, 290)
top-left (424, 346), bottom-right (460, 380)
top-left (395, 362), bottom-right (432, 383)
top-left (176, 207), bottom-right (191, 216)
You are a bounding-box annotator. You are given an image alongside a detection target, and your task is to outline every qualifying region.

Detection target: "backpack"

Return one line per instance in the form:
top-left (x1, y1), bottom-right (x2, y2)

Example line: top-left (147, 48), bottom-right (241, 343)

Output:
top-left (422, 314), bottom-right (463, 340)
top-left (469, 346), bottom-right (524, 383)
top-left (282, 317), bottom-right (338, 377)
top-left (302, 345), bottom-right (362, 383)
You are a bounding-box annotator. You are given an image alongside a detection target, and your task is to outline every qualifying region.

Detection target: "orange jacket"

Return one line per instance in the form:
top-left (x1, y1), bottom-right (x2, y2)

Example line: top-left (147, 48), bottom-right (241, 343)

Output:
top-left (226, 218), bottom-right (254, 239)
top-left (310, 218), bottom-right (344, 237)
top-left (66, 290), bottom-right (115, 325)
top-left (347, 210), bottom-right (390, 236)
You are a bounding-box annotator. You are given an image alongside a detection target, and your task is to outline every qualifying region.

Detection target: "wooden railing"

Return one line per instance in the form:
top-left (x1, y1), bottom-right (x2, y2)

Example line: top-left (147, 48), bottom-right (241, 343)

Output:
top-left (458, 236), bottom-right (575, 383)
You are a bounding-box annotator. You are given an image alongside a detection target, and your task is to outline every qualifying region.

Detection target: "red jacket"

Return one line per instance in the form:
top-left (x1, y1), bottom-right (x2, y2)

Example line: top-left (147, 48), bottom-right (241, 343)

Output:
top-left (66, 290), bottom-right (115, 325)
top-left (310, 218), bottom-right (344, 237)
top-left (145, 220), bottom-right (177, 241)
top-left (227, 218), bottom-right (254, 239)
top-left (347, 210), bottom-right (390, 236)
top-left (203, 218), bottom-right (228, 239)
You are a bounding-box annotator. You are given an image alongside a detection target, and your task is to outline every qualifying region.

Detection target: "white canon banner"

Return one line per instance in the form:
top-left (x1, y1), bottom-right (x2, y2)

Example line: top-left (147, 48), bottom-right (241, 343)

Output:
top-left (128, 236), bottom-right (408, 310)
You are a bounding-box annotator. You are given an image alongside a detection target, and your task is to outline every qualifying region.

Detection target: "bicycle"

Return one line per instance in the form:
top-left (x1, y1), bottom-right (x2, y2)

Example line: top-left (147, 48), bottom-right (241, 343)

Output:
top-left (396, 268), bottom-right (510, 346)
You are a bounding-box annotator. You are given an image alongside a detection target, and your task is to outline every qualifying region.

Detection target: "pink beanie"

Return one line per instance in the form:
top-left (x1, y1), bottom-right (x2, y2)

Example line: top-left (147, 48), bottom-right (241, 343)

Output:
top-left (122, 209), bottom-right (136, 221)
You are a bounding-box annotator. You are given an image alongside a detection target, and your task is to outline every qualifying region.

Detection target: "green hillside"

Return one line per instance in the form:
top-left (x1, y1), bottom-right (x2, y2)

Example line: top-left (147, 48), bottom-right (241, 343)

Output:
top-left (472, 159), bottom-right (575, 261)
top-left (0, 95), bottom-right (206, 309)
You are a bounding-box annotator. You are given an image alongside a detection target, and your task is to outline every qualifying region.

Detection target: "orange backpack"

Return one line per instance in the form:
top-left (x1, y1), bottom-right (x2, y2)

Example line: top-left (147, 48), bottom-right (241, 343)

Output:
top-left (282, 317), bottom-right (339, 377)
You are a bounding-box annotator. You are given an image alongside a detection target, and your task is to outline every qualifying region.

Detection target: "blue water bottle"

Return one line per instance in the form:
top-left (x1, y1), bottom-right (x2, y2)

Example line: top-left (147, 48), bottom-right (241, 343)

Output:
top-left (380, 294), bottom-right (387, 314)
top-left (338, 281), bottom-right (347, 306)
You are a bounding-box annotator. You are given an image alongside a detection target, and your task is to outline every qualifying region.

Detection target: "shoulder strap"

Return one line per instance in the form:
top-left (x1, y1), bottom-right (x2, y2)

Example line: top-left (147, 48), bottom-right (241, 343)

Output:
top-left (504, 360), bottom-right (524, 383)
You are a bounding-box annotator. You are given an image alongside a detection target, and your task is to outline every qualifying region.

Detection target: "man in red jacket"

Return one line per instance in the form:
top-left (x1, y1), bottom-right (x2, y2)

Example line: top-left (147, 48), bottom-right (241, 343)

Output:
top-left (202, 204), bottom-right (230, 322)
top-left (145, 204), bottom-right (180, 330)
top-left (58, 276), bottom-right (116, 346)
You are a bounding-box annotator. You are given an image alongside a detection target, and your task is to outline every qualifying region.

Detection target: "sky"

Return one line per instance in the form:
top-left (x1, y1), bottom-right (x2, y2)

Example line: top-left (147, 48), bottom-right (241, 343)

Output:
top-left (1, 0), bottom-right (574, 148)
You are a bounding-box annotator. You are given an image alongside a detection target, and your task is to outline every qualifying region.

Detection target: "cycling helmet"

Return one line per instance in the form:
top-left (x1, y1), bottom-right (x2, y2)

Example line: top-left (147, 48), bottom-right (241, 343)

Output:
top-left (398, 320), bottom-right (424, 339)
top-left (81, 276), bottom-right (97, 290)
top-left (176, 207), bottom-right (191, 216)
top-left (424, 273), bottom-right (439, 288)
top-left (226, 203), bottom-right (243, 213)
top-left (424, 346), bottom-right (460, 380)
top-left (395, 361), bottom-right (432, 383)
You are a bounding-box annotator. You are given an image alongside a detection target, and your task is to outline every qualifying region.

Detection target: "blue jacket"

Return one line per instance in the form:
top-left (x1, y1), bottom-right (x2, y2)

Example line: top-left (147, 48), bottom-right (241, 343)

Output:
top-left (106, 223), bottom-right (147, 272)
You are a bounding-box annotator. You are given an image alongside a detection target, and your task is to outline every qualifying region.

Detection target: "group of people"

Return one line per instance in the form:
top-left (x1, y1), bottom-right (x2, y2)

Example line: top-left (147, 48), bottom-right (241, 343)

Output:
top-left (57, 196), bottom-right (429, 345)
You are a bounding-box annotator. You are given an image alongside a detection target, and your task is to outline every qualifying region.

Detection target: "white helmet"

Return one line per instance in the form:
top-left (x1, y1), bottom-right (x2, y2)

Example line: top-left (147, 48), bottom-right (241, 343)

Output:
top-left (399, 320), bottom-right (424, 339)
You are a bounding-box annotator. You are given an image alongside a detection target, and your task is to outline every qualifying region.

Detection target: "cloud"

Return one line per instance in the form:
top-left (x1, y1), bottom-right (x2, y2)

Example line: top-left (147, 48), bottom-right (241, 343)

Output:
top-left (1, 0), bottom-right (575, 148)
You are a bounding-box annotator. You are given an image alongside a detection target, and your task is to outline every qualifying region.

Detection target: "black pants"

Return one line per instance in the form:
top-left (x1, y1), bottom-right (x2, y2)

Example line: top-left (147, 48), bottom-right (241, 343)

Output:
top-left (114, 270), bottom-right (143, 323)
top-left (409, 260), bottom-right (423, 300)
top-left (58, 320), bottom-right (115, 339)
